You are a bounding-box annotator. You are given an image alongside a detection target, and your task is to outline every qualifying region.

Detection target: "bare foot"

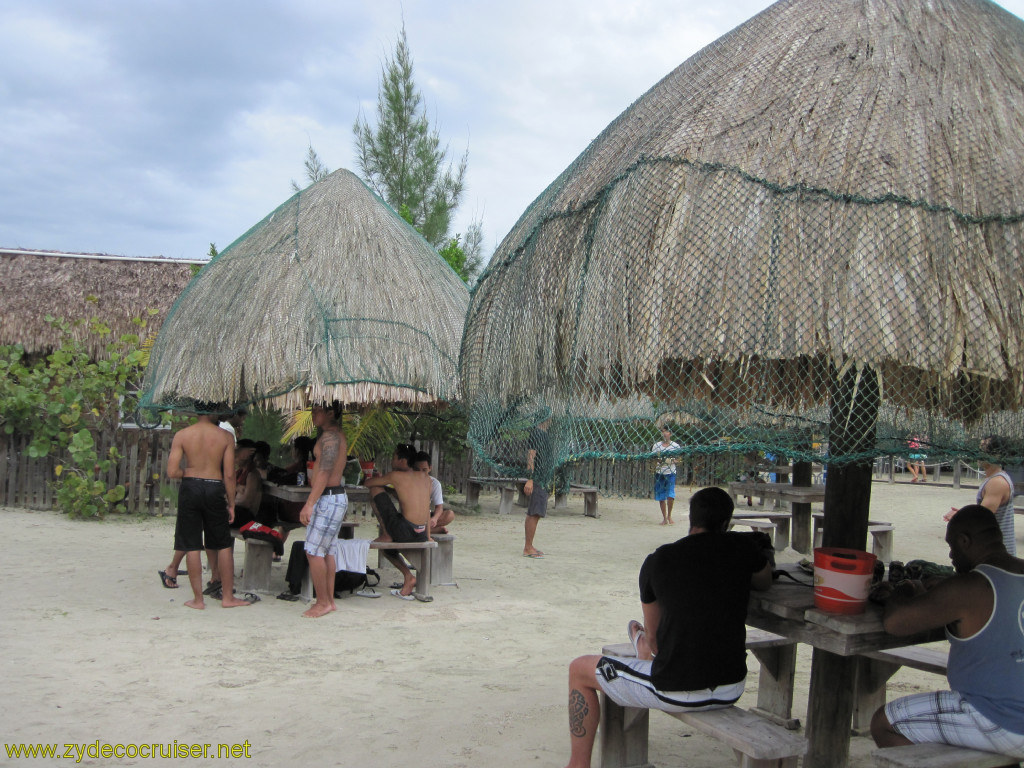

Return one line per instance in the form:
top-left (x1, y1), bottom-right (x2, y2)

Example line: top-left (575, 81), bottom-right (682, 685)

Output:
top-left (659, 519), bottom-right (668, 525)
top-left (302, 603), bottom-right (336, 618)
top-left (667, 519), bottom-right (674, 525)
top-left (221, 595), bottom-right (253, 608)
top-left (399, 576), bottom-right (417, 597)
top-left (184, 599), bottom-right (205, 610)
top-left (431, 526), bottom-right (448, 534)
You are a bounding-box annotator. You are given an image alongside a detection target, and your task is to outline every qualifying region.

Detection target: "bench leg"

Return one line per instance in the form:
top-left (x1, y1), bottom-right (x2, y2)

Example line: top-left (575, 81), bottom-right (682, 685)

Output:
top-left (774, 518), bottom-right (791, 552)
top-left (872, 530), bottom-right (894, 564)
top-left (465, 482), bottom-right (481, 507)
top-left (584, 491), bottom-right (599, 518)
top-left (431, 538), bottom-right (455, 586)
top-left (241, 539), bottom-right (274, 594)
top-left (750, 644), bottom-right (800, 729)
top-left (554, 492), bottom-right (568, 509)
top-left (498, 487), bottom-right (516, 515)
top-left (599, 693), bottom-right (653, 768)
top-left (851, 656), bottom-right (899, 735)
top-left (791, 503), bottom-right (812, 554)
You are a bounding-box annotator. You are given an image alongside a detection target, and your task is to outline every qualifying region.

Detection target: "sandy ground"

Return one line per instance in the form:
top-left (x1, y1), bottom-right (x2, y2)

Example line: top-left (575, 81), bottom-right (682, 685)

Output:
top-left (0, 477), bottom-right (1010, 767)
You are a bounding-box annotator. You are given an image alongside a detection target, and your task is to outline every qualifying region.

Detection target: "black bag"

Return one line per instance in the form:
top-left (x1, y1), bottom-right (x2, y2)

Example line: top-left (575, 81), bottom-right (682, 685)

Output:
top-left (283, 540), bottom-right (380, 597)
top-left (737, 530), bottom-right (776, 570)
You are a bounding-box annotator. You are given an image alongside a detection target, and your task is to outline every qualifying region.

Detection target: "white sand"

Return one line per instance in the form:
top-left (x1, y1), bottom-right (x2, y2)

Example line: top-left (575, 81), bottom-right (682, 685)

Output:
top-left (0, 479), bottom-right (1005, 767)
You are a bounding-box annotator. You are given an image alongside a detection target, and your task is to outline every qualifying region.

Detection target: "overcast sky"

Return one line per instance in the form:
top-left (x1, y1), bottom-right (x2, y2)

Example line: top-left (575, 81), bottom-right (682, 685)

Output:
top-left (2, 0), bottom-right (1023, 262)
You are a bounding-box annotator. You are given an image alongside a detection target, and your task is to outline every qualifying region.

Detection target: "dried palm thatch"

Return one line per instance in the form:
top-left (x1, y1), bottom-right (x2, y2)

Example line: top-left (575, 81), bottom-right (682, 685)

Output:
top-left (141, 169), bottom-right (469, 412)
top-left (462, 0), bottom-right (1024, 480)
top-left (0, 249), bottom-right (200, 359)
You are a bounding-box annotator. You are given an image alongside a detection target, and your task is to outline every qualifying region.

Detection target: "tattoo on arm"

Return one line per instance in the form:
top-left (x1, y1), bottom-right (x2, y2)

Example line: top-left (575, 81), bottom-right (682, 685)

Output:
top-left (319, 433), bottom-right (340, 471)
top-left (568, 689), bottom-right (589, 738)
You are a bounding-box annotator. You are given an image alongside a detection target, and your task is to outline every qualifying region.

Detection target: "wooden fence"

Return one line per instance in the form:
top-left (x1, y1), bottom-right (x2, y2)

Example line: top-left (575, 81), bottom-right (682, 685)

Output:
top-left (1, 431), bottom-right (747, 515)
top-left (1, 429), bottom-right (177, 514)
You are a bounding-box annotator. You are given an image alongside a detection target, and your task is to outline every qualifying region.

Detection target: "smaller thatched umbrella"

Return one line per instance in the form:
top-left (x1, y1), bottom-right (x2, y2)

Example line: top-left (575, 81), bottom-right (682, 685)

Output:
top-left (141, 169), bottom-right (469, 412)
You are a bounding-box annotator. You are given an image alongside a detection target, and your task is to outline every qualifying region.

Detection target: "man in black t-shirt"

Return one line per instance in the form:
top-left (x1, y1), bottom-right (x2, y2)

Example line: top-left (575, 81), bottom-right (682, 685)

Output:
top-left (562, 486), bottom-right (772, 768)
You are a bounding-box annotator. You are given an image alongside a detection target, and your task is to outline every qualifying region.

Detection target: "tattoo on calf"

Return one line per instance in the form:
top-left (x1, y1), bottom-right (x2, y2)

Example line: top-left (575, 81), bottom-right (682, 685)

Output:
top-left (569, 689), bottom-right (589, 737)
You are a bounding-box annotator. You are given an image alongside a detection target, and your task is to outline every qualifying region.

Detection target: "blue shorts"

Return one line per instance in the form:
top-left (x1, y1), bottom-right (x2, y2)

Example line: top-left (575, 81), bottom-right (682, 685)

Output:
top-left (654, 473), bottom-right (676, 502)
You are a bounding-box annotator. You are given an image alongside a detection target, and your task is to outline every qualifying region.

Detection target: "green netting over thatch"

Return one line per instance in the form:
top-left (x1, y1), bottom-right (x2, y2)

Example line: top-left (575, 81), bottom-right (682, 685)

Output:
top-left (461, 0), bottom-right (1024, 488)
top-left (141, 169), bottom-right (469, 412)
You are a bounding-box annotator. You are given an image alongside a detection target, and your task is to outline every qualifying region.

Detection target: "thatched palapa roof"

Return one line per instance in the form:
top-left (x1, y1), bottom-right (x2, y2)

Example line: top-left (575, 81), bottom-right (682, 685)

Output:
top-left (141, 169), bottom-right (470, 411)
top-left (0, 249), bottom-right (202, 358)
top-left (462, 0), bottom-right (1024, 429)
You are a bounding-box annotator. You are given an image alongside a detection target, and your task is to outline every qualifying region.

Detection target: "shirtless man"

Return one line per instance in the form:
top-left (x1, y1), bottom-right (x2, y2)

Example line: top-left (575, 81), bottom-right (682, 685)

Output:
top-left (413, 450), bottom-right (455, 534)
top-left (299, 403), bottom-right (349, 619)
top-left (165, 411), bottom-right (251, 609)
top-left (365, 444), bottom-right (431, 599)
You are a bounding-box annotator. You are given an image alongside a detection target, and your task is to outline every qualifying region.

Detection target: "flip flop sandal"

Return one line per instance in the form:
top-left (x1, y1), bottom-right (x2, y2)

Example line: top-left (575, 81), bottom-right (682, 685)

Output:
top-left (158, 570), bottom-right (178, 589)
top-left (202, 580), bottom-right (222, 596)
top-left (241, 592), bottom-right (261, 603)
top-left (276, 592), bottom-right (302, 601)
top-left (390, 588), bottom-right (415, 601)
top-left (355, 588), bottom-right (382, 598)
top-left (627, 620), bottom-right (645, 657)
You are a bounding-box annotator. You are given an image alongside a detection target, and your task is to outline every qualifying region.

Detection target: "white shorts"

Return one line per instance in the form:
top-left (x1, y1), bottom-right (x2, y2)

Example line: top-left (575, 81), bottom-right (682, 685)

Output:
top-left (304, 493), bottom-right (348, 557)
top-left (595, 656), bottom-right (744, 712)
top-left (886, 690), bottom-right (1024, 758)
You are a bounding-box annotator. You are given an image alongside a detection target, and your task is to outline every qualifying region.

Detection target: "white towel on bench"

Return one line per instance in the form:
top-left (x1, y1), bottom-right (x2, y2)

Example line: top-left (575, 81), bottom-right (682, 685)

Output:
top-left (329, 538), bottom-right (370, 573)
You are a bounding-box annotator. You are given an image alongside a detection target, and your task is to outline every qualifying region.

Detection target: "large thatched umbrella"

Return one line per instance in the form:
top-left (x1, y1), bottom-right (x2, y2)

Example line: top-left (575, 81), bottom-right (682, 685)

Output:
top-left (141, 169), bottom-right (469, 412)
top-left (462, 0), bottom-right (1024, 543)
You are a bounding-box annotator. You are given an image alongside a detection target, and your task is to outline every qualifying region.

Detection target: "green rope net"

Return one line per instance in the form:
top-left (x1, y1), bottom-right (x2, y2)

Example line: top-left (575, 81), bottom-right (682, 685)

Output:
top-left (460, 0), bottom-right (1024, 490)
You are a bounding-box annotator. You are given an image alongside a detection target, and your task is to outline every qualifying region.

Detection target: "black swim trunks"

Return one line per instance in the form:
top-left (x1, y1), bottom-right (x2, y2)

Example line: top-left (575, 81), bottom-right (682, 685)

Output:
top-left (371, 492), bottom-right (428, 543)
top-left (174, 477), bottom-right (232, 551)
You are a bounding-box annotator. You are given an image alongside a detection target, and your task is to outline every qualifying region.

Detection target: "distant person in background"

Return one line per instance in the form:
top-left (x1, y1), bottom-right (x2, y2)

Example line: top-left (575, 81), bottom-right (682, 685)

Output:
top-left (252, 441), bottom-right (272, 480)
top-left (652, 425), bottom-right (680, 525)
top-left (907, 435), bottom-right (927, 483)
top-left (523, 414), bottom-right (553, 558)
top-left (231, 439), bottom-right (262, 529)
top-left (414, 450), bottom-right (455, 535)
top-left (947, 435), bottom-right (1016, 554)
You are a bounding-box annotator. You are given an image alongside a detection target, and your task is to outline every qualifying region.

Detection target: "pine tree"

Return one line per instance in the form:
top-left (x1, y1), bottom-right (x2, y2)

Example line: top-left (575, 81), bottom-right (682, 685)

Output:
top-left (353, 25), bottom-right (467, 249)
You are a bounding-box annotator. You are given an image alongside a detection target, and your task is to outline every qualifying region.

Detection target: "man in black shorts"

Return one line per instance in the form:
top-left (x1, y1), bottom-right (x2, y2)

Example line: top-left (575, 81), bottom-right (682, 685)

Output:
top-left (166, 411), bottom-right (252, 609)
top-left (561, 486), bottom-right (772, 767)
top-left (365, 444), bottom-right (431, 598)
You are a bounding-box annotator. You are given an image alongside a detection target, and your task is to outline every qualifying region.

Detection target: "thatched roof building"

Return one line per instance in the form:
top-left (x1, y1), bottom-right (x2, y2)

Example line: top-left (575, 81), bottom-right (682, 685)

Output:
top-left (141, 169), bottom-right (470, 412)
top-left (0, 249), bottom-right (204, 358)
top-left (462, 0), bottom-right (1024, 473)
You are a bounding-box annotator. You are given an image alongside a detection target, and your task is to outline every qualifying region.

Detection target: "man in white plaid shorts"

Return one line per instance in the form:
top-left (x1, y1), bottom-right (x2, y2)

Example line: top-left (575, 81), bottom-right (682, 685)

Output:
top-left (872, 505), bottom-right (1024, 759)
top-left (298, 404), bottom-right (349, 619)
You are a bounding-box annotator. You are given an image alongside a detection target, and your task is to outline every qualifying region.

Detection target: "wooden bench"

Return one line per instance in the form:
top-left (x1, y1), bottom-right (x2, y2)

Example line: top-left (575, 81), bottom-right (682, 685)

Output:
top-left (238, 520), bottom-right (357, 593)
top-left (232, 521), bottom-right (357, 594)
top-left (300, 539), bottom-right (439, 603)
top-left (730, 512), bottom-right (793, 552)
top-left (812, 512), bottom-right (895, 563)
top-left (553, 483), bottom-right (599, 518)
top-left (872, 743), bottom-right (1021, 767)
top-left (599, 628), bottom-right (805, 767)
top-left (728, 481), bottom-right (825, 509)
top-left (852, 644), bottom-right (949, 734)
top-left (467, 476), bottom-right (599, 518)
top-left (465, 476), bottom-right (519, 514)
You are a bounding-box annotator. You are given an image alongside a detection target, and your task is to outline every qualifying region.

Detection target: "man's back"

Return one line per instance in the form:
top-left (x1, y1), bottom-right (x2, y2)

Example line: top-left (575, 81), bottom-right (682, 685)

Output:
top-left (178, 421), bottom-right (233, 479)
top-left (389, 470), bottom-right (432, 527)
top-left (640, 531), bottom-right (765, 691)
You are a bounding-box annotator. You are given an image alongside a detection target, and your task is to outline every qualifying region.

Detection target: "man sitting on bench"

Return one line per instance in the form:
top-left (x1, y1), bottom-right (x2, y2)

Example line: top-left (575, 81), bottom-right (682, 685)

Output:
top-left (413, 450), bottom-right (455, 535)
top-left (562, 486), bottom-right (773, 768)
top-left (871, 505), bottom-right (1024, 760)
top-left (365, 444), bottom-right (431, 600)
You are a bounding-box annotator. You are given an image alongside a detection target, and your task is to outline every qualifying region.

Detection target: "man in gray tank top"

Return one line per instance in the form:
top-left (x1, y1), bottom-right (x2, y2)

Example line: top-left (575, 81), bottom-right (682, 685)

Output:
top-left (871, 505), bottom-right (1024, 759)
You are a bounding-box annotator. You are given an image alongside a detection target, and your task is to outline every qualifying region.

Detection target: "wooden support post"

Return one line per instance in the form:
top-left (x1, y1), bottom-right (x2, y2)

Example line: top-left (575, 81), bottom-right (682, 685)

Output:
top-left (805, 648), bottom-right (859, 768)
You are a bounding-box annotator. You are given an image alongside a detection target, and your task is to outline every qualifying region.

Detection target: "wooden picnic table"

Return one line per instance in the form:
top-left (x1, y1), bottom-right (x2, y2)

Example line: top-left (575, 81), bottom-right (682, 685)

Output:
top-left (728, 481), bottom-right (825, 553)
top-left (746, 566), bottom-right (944, 768)
top-left (262, 481), bottom-right (371, 504)
top-left (465, 476), bottom-right (599, 518)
